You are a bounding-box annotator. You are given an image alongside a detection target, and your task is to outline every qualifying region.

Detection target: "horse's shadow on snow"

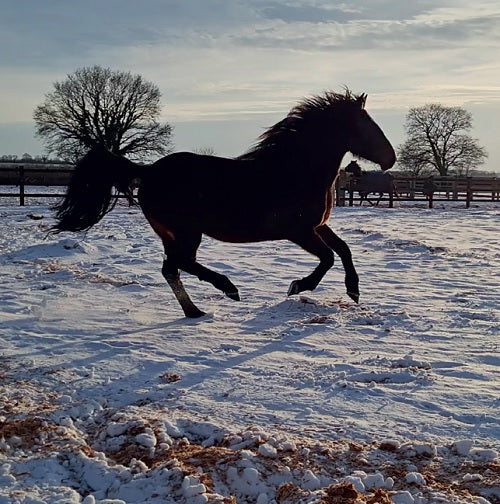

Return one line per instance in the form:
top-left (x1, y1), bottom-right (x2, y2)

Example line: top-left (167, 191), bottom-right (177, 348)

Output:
top-left (5, 296), bottom-right (348, 409)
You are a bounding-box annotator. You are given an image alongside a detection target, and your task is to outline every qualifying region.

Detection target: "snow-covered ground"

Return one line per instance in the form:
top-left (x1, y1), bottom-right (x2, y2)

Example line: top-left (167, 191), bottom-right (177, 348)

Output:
top-left (0, 200), bottom-right (498, 504)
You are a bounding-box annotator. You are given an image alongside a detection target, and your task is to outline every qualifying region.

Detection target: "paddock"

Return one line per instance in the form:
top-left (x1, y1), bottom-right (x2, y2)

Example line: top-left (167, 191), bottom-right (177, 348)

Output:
top-left (0, 201), bottom-right (498, 502)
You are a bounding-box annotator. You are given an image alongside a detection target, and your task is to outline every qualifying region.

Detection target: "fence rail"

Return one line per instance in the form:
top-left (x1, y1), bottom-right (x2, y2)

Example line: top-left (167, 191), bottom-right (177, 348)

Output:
top-left (0, 165), bottom-right (136, 206)
top-left (1, 165), bottom-right (499, 208)
top-left (0, 165), bottom-right (73, 205)
top-left (336, 173), bottom-right (499, 208)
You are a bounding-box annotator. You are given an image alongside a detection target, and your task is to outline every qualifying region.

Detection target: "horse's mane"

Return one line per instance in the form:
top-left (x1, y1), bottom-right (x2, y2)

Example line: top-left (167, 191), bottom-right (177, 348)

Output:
top-left (238, 89), bottom-right (364, 161)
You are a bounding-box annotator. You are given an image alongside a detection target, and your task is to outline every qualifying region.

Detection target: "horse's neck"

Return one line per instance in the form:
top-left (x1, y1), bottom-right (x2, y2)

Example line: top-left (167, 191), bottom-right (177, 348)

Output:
top-left (250, 142), bottom-right (345, 194)
top-left (311, 149), bottom-right (346, 189)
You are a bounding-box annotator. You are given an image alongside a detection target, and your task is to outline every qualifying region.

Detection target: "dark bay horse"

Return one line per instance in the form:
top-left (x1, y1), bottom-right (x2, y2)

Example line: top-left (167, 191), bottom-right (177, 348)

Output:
top-left (345, 159), bottom-right (396, 206)
top-left (53, 90), bottom-right (396, 317)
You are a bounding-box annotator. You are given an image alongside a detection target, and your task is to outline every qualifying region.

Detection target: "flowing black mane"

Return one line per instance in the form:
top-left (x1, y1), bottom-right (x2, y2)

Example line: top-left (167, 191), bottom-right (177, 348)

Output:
top-left (238, 90), bottom-right (364, 161)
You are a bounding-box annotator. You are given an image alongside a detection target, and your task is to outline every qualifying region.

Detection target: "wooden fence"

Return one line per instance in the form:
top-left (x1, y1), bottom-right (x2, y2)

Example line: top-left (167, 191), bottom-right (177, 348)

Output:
top-left (0, 164), bottom-right (73, 205)
top-left (336, 172), bottom-right (500, 208)
top-left (0, 164), bottom-right (499, 208)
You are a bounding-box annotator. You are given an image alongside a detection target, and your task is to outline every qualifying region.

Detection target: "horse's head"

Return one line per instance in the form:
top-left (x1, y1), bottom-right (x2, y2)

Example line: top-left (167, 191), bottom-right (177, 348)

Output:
top-left (344, 160), bottom-right (363, 177)
top-left (239, 90), bottom-right (396, 172)
top-left (344, 94), bottom-right (396, 171)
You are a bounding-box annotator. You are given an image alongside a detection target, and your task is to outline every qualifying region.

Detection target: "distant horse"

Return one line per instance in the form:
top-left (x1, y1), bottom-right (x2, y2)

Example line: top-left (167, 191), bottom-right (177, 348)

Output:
top-left (344, 160), bottom-right (396, 206)
top-left (53, 90), bottom-right (395, 318)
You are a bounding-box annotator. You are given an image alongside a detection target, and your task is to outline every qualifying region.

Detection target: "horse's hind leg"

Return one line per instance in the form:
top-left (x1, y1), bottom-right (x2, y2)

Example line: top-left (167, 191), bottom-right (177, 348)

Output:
top-left (146, 215), bottom-right (205, 317)
top-left (162, 254), bottom-right (206, 318)
top-left (174, 232), bottom-right (240, 301)
top-left (179, 260), bottom-right (240, 301)
top-left (316, 224), bottom-right (359, 303)
top-left (287, 231), bottom-right (334, 296)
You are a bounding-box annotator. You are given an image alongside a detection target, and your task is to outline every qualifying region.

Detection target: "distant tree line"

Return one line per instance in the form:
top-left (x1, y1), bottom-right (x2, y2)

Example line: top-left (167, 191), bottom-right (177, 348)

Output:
top-left (0, 153), bottom-right (67, 164)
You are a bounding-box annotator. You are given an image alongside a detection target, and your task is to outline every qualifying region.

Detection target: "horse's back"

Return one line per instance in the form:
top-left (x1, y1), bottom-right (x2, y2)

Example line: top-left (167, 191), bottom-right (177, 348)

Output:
top-left (137, 152), bottom-right (266, 227)
top-left (139, 152), bottom-right (245, 198)
top-left (149, 152), bottom-right (241, 181)
top-left (138, 151), bottom-right (297, 207)
top-left (355, 171), bottom-right (394, 192)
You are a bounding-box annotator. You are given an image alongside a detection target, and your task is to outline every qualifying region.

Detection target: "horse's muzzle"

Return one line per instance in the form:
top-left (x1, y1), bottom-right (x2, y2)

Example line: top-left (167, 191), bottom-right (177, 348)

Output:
top-left (380, 154), bottom-right (396, 171)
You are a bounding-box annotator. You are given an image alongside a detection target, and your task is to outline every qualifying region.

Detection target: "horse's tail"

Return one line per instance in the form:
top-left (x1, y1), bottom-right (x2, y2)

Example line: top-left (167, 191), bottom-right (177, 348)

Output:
top-left (52, 146), bottom-right (140, 233)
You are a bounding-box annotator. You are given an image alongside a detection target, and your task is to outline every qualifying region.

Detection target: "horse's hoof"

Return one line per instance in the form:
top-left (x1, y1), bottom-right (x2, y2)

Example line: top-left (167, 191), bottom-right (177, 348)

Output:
top-left (287, 281), bottom-right (300, 296)
top-left (226, 291), bottom-right (240, 301)
top-left (185, 307), bottom-right (206, 318)
top-left (347, 291), bottom-right (359, 304)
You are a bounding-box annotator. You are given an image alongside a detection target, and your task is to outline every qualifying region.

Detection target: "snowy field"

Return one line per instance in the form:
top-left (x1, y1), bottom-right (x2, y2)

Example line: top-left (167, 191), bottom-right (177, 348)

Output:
top-left (0, 199), bottom-right (498, 503)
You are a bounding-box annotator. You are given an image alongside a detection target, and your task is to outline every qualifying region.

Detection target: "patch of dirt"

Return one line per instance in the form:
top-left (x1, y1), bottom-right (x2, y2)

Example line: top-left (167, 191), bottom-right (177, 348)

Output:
top-left (1, 398), bottom-right (497, 504)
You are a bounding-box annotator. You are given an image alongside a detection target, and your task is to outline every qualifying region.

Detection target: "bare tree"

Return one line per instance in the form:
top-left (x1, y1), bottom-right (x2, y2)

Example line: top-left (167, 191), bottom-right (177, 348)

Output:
top-left (33, 65), bottom-right (173, 161)
top-left (397, 104), bottom-right (487, 176)
top-left (397, 139), bottom-right (434, 176)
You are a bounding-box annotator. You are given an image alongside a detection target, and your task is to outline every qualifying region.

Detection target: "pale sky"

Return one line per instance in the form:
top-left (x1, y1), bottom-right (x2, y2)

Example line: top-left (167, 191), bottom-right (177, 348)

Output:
top-left (1, 0), bottom-right (499, 171)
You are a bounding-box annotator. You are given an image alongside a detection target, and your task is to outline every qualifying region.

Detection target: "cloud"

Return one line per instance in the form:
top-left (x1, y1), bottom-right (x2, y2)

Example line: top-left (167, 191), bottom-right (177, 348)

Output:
top-left (3, 0), bottom-right (499, 71)
top-left (231, 11), bottom-right (500, 52)
top-left (0, 0), bottom-right (257, 67)
top-left (253, 0), bottom-right (438, 24)
top-left (255, 2), bottom-right (361, 24)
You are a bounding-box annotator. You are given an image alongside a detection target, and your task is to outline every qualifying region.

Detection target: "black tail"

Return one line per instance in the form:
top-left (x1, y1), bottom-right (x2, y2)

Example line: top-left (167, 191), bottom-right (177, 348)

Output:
top-left (52, 146), bottom-right (140, 233)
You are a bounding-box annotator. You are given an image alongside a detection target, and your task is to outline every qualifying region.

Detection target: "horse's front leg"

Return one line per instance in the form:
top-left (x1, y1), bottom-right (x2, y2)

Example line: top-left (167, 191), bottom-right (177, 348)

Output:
top-left (316, 225), bottom-right (359, 303)
top-left (287, 231), bottom-right (334, 296)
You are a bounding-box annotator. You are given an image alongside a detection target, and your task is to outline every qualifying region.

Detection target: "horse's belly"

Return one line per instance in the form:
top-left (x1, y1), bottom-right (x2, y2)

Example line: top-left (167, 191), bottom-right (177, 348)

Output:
top-left (204, 225), bottom-right (283, 243)
top-left (203, 207), bottom-right (324, 243)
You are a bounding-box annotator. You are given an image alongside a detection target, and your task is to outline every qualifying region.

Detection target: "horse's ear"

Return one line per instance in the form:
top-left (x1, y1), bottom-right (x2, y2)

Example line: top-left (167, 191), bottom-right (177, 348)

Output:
top-left (356, 93), bottom-right (367, 108)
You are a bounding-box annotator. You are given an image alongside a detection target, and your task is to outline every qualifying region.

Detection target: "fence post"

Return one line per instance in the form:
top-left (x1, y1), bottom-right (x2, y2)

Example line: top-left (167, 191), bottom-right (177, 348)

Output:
top-left (336, 185), bottom-right (345, 207)
top-left (466, 177), bottom-right (472, 208)
top-left (19, 165), bottom-right (25, 206)
top-left (408, 178), bottom-right (414, 199)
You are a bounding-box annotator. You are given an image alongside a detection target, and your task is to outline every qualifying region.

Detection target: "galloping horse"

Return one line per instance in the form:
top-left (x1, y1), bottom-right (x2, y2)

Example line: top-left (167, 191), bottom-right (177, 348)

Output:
top-left (53, 90), bottom-right (396, 317)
